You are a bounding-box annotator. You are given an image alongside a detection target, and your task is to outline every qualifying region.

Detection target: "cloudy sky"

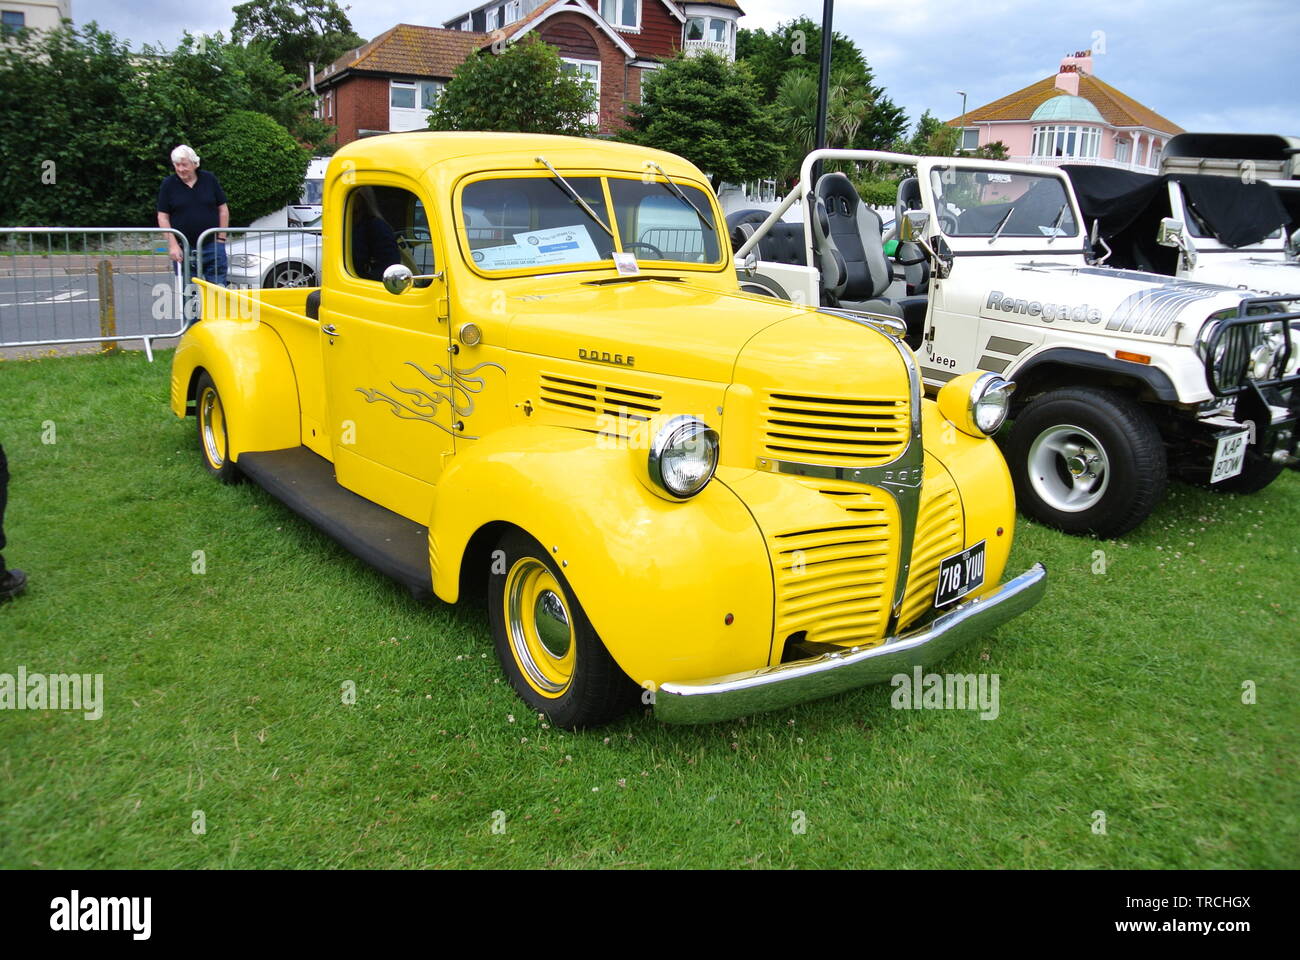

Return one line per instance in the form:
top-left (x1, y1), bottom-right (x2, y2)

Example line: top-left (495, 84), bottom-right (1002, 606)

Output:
top-left (77, 0), bottom-right (1298, 136)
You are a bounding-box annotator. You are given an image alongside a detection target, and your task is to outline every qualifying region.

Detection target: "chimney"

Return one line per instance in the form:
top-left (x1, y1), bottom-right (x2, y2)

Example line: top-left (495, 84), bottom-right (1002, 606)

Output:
top-left (1055, 49), bottom-right (1093, 95)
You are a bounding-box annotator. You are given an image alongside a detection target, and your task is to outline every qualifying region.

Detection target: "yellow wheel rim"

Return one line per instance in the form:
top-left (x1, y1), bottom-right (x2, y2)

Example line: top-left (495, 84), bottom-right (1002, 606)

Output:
top-left (199, 386), bottom-right (227, 468)
top-left (504, 557), bottom-right (575, 699)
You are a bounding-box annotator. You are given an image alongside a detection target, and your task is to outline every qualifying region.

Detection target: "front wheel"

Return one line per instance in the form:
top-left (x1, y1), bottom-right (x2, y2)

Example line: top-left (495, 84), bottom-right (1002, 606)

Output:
top-left (1006, 387), bottom-right (1167, 538)
top-left (195, 371), bottom-right (240, 484)
top-left (488, 529), bottom-right (638, 729)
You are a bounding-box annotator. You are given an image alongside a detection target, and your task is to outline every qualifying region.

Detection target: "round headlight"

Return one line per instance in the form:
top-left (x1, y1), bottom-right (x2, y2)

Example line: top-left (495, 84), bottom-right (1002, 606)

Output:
top-left (970, 373), bottom-right (1015, 435)
top-left (648, 416), bottom-right (719, 499)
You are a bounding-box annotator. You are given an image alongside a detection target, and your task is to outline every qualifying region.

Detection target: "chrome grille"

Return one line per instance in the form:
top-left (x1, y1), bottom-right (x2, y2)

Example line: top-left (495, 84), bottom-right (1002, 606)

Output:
top-left (761, 391), bottom-right (909, 467)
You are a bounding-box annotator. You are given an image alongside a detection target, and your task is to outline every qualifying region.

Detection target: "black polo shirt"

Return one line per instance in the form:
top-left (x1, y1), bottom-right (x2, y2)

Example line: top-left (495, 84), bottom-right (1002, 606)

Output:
top-left (157, 170), bottom-right (228, 248)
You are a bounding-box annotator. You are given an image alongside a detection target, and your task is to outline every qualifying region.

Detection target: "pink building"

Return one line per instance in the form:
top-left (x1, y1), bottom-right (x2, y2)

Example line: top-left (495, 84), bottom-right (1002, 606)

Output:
top-left (949, 51), bottom-right (1183, 172)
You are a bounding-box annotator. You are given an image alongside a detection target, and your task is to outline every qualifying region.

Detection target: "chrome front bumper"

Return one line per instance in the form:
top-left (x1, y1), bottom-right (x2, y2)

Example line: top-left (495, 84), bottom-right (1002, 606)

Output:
top-left (654, 563), bottom-right (1047, 724)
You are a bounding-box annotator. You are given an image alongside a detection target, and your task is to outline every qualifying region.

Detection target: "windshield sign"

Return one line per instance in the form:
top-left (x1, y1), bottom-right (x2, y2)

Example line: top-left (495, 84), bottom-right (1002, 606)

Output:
top-left (461, 175), bottom-right (721, 272)
top-left (930, 168), bottom-right (1079, 240)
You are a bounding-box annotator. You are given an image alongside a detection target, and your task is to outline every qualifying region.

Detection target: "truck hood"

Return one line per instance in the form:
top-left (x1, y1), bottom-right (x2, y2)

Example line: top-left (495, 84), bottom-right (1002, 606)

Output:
top-left (979, 261), bottom-right (1261, 346)
top-left (500, 276), bottom-right (896, 384)
top-left (1189, 255), bottom-right (1300, 299)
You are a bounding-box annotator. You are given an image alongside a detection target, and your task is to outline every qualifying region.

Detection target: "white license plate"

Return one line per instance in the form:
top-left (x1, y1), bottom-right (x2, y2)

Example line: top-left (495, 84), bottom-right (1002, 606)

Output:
top-left (935, 540), bottom-right (986, 607)
top-left (1210, 430), bottom-right (1249, 483)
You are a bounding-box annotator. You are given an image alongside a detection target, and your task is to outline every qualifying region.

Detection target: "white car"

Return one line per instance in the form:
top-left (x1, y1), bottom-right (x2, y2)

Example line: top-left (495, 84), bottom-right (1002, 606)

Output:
top-left (225, 230), bottom-right (322, 288)
top-left (733, 148), bottom-right (1300, 538)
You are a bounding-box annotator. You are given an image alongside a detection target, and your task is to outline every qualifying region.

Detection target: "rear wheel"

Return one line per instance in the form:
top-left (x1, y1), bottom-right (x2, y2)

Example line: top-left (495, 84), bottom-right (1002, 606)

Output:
top-left (195, 371), bottom-right (240, 484)
top-left (1007, 386), bottom-right (1166, 538)
top-left (488, 529), bottom-right (638, 729)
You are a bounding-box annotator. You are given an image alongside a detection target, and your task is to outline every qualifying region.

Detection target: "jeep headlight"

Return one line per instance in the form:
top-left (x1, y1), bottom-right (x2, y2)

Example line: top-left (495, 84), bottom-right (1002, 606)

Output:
top-left (647, 416), bottom-right (719, 499)
top-left (938, 371), bottom-right (1016, 437)
top-left (1249, 322), bottom-right (1287, 381)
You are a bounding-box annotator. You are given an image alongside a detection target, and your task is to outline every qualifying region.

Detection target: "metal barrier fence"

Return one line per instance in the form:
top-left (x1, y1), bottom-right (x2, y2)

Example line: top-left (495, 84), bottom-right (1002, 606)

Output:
top-left (196, 227), bottom-right (323, 291)
top-left (0, 227), bottom-right (190, 360)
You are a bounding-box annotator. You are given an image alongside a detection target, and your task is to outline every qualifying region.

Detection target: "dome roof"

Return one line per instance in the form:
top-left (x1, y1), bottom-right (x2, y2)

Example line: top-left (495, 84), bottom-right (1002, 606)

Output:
top-left (1031, 94), bottom-right (1105, 123)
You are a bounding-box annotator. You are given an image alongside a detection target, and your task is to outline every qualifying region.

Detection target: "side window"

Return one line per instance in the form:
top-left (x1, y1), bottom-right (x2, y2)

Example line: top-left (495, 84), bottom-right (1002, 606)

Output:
top-left (346, 185), bottom-right (435, 287)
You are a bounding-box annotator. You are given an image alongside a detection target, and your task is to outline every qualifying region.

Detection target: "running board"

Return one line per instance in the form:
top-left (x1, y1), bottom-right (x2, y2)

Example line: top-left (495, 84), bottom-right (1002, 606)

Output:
top-left (237, 447), bottom-right (432, 599)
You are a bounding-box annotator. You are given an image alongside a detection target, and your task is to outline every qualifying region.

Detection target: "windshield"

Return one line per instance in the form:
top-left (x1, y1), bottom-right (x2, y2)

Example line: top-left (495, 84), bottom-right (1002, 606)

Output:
top-left (930, 168), bottom-right (1079, 239)
top-left (299, 179), bottom-right (324, 206)
top-left (460, 175), bottom-right (721, 273)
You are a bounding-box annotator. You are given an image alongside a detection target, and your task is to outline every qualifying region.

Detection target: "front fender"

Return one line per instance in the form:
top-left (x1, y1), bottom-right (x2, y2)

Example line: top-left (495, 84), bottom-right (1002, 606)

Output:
top-left (168, 300), bottom-right (301, 460)
top-left (431, 425), bottom-right (774, 688)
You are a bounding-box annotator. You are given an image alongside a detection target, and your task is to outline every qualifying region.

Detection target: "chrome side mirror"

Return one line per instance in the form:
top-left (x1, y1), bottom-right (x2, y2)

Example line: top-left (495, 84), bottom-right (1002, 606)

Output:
top-left (1158, 217), bottom-right (1197, 270)
top-left (382, 263), bottom-right (443, 295)
top-left (1157, 217), bottom-right (1186, 248)
top-left (742, 248), bottom-right (759, 276)
top-left (900, 210), bottom-right (930, 243)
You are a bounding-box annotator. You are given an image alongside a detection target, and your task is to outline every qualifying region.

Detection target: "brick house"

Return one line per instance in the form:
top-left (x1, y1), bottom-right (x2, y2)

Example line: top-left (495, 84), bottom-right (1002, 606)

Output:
top-left (313, 0), bottom-right (744, 145)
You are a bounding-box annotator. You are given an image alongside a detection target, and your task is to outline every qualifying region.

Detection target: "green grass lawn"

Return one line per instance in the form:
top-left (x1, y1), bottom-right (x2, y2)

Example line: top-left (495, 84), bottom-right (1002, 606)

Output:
top-left (0, 350), bottom-right (1296, 869)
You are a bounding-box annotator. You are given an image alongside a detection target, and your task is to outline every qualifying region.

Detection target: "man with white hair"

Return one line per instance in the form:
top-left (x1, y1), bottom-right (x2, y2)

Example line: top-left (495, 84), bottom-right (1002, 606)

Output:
top-left (157, 145), bottom-right (230, 312)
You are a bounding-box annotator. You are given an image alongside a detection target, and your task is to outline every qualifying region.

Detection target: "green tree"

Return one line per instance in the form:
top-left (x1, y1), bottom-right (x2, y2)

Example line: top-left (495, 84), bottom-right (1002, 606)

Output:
top-left (231, 0), bottom-right (364, 79)
top-left (774, 68), bottom-right (875, 178)
top-left (427, 37), bottom-right (596, 136)
top-left (622, 52), bottom-right (782, 186)
top-left (198, 111), bottom-right (310, 225)
top-left (737, 17), bottom-right (908, 148)
top-left (0, 23), bottom-right (326, 227)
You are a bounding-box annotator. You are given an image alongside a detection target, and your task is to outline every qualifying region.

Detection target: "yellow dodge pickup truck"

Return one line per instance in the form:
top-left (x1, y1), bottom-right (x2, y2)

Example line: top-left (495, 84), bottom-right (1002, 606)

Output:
top-left (170, 132), bottom-right (1045, 727)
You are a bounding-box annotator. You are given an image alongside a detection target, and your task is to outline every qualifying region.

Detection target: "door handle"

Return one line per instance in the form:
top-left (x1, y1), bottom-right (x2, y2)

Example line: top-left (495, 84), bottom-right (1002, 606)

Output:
top-left (322, 323), bottom-right (341, 337)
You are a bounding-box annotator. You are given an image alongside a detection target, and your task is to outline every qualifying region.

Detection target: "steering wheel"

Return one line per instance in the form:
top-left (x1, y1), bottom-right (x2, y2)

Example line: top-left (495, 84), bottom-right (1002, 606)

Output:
top-left (622, 241), bottom-right (665, 260)
top-left (938, 214), bottom-right (959, 237)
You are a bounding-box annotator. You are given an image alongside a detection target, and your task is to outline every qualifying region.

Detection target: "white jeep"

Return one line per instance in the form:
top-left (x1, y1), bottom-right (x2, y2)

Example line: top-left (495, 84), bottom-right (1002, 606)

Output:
top-left (1064, 132), bottom-right (1300, 299)
top-left (732, 149), bottom-right (1300, 538)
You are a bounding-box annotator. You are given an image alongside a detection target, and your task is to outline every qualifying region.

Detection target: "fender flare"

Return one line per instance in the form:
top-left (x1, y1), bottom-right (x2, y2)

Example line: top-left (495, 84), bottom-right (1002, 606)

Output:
top-left (429, 425), bottom-right (775, 686)
top-left (1009, 347), bottom-right (1179, 404)
top-left (169, 316), bottom-right (301, 460)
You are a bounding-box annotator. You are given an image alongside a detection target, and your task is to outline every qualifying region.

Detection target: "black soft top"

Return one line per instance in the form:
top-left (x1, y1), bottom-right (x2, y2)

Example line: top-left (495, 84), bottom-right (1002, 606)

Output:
top-left (1063, 165), bottom-right (1291, 249)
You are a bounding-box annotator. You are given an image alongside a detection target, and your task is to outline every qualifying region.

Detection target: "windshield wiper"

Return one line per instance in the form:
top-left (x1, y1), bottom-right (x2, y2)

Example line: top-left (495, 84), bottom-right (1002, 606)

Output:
top-left (989, 206), bottom-right (1016, 245)
top-left (1045, 203), bottom-right (1069, 244)
top-left (535, 155), bottom-right (613, 237)
top-left (644, 161), bottom-right (714, 232)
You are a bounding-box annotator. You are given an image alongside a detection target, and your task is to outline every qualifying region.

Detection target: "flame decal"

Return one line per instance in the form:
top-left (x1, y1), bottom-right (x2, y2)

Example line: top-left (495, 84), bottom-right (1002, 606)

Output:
top-left (356, 360), bottom-right (505, 438)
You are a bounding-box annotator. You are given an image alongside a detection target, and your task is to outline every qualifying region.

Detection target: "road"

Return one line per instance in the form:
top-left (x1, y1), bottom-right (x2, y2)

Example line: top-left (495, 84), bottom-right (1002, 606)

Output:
top-left (0, 255), bottom-right (187, 354)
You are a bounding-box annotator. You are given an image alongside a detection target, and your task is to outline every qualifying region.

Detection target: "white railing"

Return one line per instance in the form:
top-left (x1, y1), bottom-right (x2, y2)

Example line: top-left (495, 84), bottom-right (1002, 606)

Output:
top-left (1010, 155), bottom-right (1160, 174)
top-left (683, 39), bottom-right (733, 60)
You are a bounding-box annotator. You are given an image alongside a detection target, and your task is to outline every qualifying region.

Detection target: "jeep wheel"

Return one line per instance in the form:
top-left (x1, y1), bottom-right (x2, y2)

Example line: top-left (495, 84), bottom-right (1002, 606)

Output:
top-left (195, 371), bottom-right (240, 484)
top-left (488, 529), bottom-right (638, 729)
top-left (1007, 387), bottom-right (1166, 538)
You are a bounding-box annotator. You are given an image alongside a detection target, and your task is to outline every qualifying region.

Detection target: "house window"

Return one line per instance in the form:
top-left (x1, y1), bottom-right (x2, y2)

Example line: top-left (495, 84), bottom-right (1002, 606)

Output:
top-left (460, 17), bottom-right (472, 31)
top-left (960, 128), bottom-right (979, 151)
top-left (486, 8), bottom-right (500, 31)
top-left (390, 80), bottom-right (444, 131)
top-left (1115, 139), bottom-right (1130, 163)
top-left (561, 59), bottom-right (600, 127)
top-left (1, 10), bottom-right (24, 34)
top-left (1031, 124), bottom-right (1100, 160)
top-left (600, 0), bottom-right (639, 30)
top-left (505, 1), bottom-right (521, 23)
top-left (685, 17), bottom-right (729, 44)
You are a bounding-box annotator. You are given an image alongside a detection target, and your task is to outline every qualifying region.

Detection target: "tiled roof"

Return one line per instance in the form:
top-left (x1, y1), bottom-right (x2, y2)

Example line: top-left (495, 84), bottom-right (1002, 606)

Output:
top-left (482, 0), bottom-right (564, 46)
top-left (952, 74), bottom-right (1183, 135)
top-left (683, 0), bottom-right (744, 9)
top-left (318, 23), bottom-right (490, 82)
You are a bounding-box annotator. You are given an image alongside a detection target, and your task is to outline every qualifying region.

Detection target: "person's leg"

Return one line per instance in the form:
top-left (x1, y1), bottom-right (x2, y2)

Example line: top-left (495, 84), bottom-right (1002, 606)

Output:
top-left (0, 443), bottom-right (26, 599)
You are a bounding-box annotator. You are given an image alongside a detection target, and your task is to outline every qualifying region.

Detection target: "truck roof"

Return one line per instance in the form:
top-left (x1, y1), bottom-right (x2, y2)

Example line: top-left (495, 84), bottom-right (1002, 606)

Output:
top-left (328, 131), bottom-right (710, 184)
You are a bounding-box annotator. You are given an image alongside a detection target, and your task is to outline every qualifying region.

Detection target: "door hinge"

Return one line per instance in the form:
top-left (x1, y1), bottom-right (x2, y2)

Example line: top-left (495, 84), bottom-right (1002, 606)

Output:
top-left (437, 296), bottom-right (449, 322)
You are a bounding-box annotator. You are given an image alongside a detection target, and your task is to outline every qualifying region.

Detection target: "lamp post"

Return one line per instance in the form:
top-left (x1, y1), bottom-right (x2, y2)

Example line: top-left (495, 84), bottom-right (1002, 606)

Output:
top-left (812, 0), bottom-right (834, 183)
top-left (957, 90), bottom-right (968, 155)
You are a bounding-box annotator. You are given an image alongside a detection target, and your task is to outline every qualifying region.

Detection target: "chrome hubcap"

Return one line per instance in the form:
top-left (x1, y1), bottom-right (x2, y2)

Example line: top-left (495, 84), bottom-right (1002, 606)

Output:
top-left (1027, 424), bottom-right (1110, 512)
top-left (200, 389), bottom-right (224, 467)
top-left (534, 590), bottom-right (571, 658)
